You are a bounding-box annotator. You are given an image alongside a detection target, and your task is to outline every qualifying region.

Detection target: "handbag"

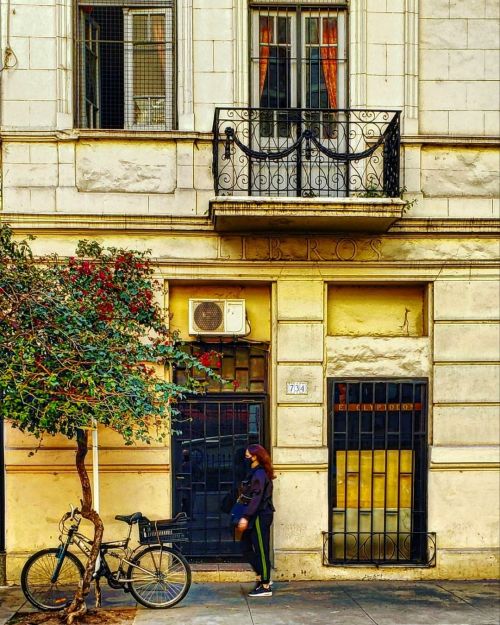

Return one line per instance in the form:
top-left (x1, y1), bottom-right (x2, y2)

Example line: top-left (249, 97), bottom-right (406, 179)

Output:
top-left (230, 493), bottom-right (251, 526)
top-left (220, 488), bottom-right (237, 514)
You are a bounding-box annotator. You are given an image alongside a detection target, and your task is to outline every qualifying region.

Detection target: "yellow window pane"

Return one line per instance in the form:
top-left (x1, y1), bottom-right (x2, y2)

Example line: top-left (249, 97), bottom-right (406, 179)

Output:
top-left (400, 450), bottom-right (413, 473)
top-left (372, 474), bottom-right (386, 508)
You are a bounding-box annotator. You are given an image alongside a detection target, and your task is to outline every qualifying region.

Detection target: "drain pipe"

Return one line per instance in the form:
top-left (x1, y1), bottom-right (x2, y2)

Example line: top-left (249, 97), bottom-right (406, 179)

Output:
top-left (0, 0), bottom-right (19, 583)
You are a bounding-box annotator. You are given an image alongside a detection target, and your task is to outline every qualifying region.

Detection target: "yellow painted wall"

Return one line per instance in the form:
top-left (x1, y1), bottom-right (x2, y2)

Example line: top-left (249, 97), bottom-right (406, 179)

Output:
top-left (168, 283), bottom-right (271, 342)
top-left (327, 285), bottom-right (427, 337)
top-left (4, 422), bottom-right (171, 582)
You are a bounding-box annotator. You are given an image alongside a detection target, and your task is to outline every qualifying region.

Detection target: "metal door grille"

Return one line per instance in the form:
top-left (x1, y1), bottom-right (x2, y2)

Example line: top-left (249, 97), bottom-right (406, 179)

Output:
top-left (325, 379), bottom-right (435, 566)
top-left (173, 398), bottom-right (265, 559)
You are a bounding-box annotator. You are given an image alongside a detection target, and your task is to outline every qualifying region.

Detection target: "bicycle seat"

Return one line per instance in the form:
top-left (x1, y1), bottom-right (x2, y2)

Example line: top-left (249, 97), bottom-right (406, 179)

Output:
top-left (115, 512), bottom-right (143, 525)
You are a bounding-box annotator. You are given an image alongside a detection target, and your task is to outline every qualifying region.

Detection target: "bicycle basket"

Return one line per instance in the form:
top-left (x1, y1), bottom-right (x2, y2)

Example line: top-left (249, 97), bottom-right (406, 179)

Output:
top-left (138, 518), bottom-right (188, 545)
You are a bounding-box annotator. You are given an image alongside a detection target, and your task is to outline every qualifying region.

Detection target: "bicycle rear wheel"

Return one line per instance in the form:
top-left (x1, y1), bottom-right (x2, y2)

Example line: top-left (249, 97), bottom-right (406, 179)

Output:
top-left (127, 545), bottom-right (191, 608)
top-left (21, 548), bottom-right (84, 611)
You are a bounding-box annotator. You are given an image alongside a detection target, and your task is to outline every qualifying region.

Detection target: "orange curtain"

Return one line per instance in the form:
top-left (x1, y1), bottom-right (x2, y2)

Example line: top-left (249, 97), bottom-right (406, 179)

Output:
top-left (152, 17), bottom-right (166, 75)
top-left (321, 18), bottom-right (338, 108)
top-left (259, 18), bottom-right (272, 99)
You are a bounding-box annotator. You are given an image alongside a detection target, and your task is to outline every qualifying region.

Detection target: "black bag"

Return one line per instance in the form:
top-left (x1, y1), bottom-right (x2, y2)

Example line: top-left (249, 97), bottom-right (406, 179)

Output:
top-left (220, 489), bottom-right (236, 514)
top-left (230, 494), bottom-right (251, 526)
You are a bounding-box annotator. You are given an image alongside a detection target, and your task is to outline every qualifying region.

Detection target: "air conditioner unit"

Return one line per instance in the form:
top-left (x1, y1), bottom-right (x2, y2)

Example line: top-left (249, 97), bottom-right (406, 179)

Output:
top-left (188, 299), bottom-right (246, 336)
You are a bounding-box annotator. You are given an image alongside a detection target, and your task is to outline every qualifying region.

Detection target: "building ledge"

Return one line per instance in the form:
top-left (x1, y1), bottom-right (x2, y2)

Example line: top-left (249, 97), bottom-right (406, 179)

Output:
top-left (210, 196), bottom-right (406, 233)
top-left (0, 129), bottom-right (213, 142)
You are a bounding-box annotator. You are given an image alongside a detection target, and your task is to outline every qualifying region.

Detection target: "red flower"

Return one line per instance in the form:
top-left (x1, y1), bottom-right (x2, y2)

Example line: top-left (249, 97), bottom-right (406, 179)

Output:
top-left (198, 353), bottom-right (212, 367)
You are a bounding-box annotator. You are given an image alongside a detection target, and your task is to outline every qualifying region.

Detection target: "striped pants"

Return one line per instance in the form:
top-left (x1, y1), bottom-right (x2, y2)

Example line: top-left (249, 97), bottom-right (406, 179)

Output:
top-left (240, 513), bottom-right (273, 584)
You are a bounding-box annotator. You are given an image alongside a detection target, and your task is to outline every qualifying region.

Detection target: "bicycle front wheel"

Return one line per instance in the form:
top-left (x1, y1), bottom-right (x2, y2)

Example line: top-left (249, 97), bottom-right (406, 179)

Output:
top-left (128, 545), bottom-right (191, 609)
top-left (21, 548), bottom-right (84, 611)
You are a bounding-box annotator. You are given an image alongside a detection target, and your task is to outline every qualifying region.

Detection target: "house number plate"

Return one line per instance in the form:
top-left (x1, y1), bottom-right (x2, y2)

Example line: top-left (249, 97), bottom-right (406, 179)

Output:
top-left (286, 382), bottom-right (308, 395)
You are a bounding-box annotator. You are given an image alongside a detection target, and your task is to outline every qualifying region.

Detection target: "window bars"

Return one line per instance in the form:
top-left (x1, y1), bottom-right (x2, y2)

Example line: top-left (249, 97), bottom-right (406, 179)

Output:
top-left (173, 398), bottom-right (265, 558)
top-left (326, 379), bottom-right (435, 566)
top-left (76, 0), bottom-right (174, 130)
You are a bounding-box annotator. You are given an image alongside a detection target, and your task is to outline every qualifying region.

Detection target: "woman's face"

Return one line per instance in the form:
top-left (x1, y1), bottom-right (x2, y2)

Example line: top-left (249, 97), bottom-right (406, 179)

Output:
top-left (245, 449), bottom-right (256, 462)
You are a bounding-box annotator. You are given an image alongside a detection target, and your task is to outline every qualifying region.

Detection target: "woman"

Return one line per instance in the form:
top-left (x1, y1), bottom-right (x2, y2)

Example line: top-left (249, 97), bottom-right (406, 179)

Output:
top-left (237, 444), bottom-right (276, 597)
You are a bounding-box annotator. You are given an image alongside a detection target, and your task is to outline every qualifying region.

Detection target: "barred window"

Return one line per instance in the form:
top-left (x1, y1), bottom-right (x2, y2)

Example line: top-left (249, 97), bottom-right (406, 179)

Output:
top-left (326, 379), bottom-right (435, 566)
top-left (76, 0), bottom-right (174, 130)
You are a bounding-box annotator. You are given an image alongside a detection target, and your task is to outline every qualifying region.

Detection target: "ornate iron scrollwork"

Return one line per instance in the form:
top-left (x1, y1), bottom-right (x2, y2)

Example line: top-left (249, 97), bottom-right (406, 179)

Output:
top-left (322, 531), bottom-right (437, 567)
top-left (213, 108), bottom-right (401, 198)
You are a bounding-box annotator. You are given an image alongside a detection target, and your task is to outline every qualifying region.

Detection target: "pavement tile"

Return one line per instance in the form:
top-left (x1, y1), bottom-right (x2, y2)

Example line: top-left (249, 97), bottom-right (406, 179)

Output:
top-left (2, 579), bottom-right (500, 625)
top-left (246, 582), bottom-right (376, 625)
top-left (341, 581), bottom-right (499, 625)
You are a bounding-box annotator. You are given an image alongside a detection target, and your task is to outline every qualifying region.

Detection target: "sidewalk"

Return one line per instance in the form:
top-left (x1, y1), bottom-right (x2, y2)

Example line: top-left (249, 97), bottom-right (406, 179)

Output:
top-left (1, 580), bottom-right (499, 625)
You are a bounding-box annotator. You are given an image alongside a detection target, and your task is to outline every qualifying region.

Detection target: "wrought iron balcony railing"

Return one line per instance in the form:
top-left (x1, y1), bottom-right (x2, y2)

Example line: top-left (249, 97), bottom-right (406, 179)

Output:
top-left (213, 108), bottom-right (401, 199)
top-left (322, 531), bottom-right (437, 567)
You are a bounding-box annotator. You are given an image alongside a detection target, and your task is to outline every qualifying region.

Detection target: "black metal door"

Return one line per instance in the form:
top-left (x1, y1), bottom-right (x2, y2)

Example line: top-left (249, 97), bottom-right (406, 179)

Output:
top-left (173, 397), bottom-right (265, 559)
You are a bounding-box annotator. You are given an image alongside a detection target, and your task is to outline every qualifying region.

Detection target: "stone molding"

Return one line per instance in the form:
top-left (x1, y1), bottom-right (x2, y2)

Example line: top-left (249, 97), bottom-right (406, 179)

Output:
top-left (404, 0), bottom-right (419, 134)
top-left (429, 463), bottom-right (500, 471)
top-left (233, 0), bottom-right (249, 107)
top-left (0, 130), bottom-right (213, 142)
top-left (56, 0), bottom-right (72, 130)
top-left (177, 0), bottom-right (195, 130)
top-left (0, 130), bottom-right (497, 147)
top-left (350, 0), bottom-right (367, 108)
top-left (274, 464), bottom-right (328, 472)
top-left (6, 464), bottom-right (170, 474)
top-left (3, 212), bottom-right (499, 235)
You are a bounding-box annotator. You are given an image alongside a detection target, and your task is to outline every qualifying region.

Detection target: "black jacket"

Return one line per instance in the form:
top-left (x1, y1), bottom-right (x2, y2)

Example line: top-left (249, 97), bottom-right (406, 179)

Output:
top-left (241, 466), bottom-right (275, 520)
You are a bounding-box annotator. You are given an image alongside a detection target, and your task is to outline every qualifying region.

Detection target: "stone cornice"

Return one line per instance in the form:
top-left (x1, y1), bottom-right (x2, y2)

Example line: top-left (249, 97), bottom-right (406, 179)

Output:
top-left (0, 129), bottom-right (213, 142)
top-left (0, 130), bottom-right (497, 148)
top-left (2, 212), bottom-right (499, 235)
top-left (388, 218), bottom-right (500, 234)
top-left (6, 464), bottom-right (170, 473)
top-left (401, 135), bottom-right (500, 148)
top-left (0, 212), bottom-right (213, 232)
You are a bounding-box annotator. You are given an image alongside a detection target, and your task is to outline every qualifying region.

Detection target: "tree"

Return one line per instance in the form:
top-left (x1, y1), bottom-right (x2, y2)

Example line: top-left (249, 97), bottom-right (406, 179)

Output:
top-left (0, 225), bottom-right (218, 623)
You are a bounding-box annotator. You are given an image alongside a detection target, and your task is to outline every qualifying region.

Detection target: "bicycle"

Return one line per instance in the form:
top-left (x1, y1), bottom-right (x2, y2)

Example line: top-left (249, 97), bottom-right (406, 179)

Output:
top-left (21, 506), bottom-right (191, 611)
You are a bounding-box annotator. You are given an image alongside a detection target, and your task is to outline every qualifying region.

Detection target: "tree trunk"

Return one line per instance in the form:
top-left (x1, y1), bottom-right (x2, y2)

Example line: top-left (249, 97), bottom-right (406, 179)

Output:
top-left (65, 429), bottom-right (104, 625)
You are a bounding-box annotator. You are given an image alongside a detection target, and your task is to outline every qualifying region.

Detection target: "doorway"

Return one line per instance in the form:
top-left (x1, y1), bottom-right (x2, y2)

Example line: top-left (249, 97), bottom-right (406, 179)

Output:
top-left (172, 342), bottom-right (268, 559)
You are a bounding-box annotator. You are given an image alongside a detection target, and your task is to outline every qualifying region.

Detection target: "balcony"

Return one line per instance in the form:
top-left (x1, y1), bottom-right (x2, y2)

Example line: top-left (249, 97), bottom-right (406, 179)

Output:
top-left (211, 108), bottom-right (404, 233)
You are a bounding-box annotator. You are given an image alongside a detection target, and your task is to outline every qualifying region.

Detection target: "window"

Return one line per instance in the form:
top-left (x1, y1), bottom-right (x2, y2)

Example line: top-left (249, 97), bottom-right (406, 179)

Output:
top-left (326, 379), bottom-right (435, 566)
top-left (251, 5), bottom-right (347, 110)
top-left (76, 1), bottom-right (174, 130)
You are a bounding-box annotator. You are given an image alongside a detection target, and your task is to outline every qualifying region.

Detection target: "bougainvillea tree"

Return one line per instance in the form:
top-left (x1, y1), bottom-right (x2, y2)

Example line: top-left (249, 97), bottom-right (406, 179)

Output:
top-left (0, 225), bottom-right (218, 623)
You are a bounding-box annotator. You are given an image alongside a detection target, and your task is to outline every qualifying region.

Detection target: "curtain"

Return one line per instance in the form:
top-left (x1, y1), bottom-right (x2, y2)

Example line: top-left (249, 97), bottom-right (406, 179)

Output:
top-left (259, 18), bottom-right (272, 99)
top-left (321, 18), bottom-right (338, 108)
top-left (152, 15), bottom-right (166, 76)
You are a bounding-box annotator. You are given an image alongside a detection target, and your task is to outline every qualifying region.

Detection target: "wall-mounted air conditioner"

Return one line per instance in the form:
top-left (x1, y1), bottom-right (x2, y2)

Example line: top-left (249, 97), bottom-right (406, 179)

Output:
top-left (188, 299), bottom-right (246, 336)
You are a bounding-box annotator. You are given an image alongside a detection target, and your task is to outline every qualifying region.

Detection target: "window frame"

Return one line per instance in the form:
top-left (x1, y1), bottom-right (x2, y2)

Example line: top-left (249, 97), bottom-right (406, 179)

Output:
top-left (250, 3), bottom-right (348, 110)
top-left (123, 6), bottom-right (174, 131)
top-left (74, 0), bottom-right (176, 131)
top-left (326, 377), bottom-right (432, 567)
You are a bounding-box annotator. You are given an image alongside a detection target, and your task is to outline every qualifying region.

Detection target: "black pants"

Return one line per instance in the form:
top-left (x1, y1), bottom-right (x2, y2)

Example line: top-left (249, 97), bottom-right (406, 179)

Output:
top-left (240, 513), bottom-right (273, 584)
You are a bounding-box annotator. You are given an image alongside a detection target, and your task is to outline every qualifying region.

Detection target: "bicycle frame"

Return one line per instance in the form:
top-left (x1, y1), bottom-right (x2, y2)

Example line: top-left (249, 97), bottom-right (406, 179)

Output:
top-left (52, 512), bottom-right (175, 587)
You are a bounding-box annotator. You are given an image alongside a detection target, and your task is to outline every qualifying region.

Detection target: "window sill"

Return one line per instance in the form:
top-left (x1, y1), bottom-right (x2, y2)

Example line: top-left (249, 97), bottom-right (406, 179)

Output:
top-left (76, 129), bottom-right (214, 141)
top-left (0, 129), bottom-right (214, 142)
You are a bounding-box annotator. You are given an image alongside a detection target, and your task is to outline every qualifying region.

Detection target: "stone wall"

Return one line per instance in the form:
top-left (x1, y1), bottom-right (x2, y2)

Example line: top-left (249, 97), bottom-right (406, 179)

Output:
top-left (420, 0), bottom-right (499, 135)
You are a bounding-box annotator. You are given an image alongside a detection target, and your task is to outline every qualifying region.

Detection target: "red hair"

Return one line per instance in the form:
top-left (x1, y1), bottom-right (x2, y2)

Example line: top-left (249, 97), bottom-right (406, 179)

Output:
top-left (247, 444), bottom-right (275, 480)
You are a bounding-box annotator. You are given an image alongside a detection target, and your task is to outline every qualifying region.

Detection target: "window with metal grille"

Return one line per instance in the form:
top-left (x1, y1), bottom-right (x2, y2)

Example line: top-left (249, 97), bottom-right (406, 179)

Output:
top-left (326, 379), bottom-right (436, 566)
top-left (174, 342), bottom-right (268, 394)
top-left (76, 0), bottom-right (174, 130)
top-left (251, 4), bottom-right (347, 110)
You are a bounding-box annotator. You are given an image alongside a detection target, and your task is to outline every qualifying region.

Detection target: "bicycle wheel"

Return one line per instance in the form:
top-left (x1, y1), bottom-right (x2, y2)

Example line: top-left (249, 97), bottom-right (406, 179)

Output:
top-left (127, 545), bottom-right (191, 609)
top-left (21, 548), bottom-right (84, 611)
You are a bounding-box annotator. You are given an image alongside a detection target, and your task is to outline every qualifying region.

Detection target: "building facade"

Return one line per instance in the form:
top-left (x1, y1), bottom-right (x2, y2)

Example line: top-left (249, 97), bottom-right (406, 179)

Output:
top-left (0, 0), bottom-right (499, 583)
